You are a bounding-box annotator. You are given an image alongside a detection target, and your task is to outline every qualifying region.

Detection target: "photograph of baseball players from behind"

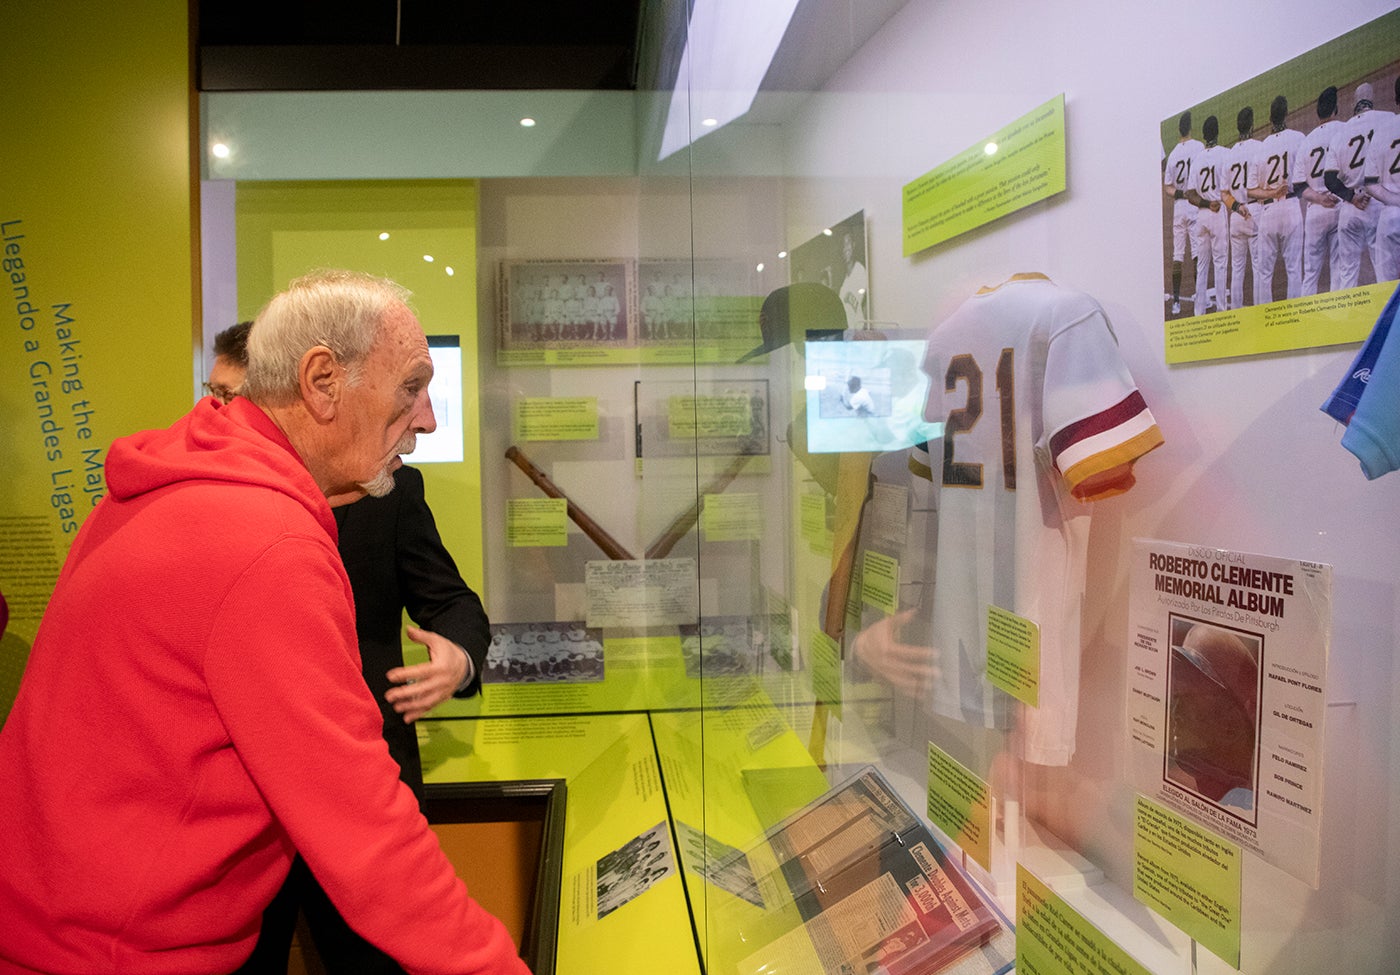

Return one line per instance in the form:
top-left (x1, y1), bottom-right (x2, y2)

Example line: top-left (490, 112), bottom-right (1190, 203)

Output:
top-left (1160, 27), bottom-right (1399, 322)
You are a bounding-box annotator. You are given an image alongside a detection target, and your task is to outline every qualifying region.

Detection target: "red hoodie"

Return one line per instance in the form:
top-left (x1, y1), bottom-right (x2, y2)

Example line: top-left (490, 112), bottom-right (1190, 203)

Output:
top-left (0, 398), bottom-right (529, 975)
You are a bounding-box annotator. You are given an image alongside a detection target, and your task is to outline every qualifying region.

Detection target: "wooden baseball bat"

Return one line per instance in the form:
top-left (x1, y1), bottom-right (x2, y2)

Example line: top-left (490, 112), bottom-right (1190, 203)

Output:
top-left (505, 445), bottom-right (637, 561)
top-left (643, 453), bottom-right (752, 560)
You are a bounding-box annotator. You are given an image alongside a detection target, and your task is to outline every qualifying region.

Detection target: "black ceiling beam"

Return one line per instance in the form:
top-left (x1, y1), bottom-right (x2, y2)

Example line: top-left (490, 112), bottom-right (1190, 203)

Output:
top-left (199, 42), bottom-right (637, 91)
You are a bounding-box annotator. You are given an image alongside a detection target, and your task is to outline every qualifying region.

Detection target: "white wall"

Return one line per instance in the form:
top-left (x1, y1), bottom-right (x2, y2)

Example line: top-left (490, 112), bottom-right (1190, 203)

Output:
top-left (760, 0), bottom-right (1400, 971)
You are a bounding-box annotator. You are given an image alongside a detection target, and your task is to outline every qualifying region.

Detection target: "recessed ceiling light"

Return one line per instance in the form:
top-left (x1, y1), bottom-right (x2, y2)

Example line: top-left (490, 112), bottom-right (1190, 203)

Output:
top-left (756, 262), bottom-right (765, 272)
top-left (984, 141), bottom-right (998, 155)
top-left (702, 117), bottom-right (719, 127)
top-left (778, 250), bottom-right (788, 259)
top-left (378, 232), bottom-right (390, 241)
top-left (445, 266), bottom-right (455, 276)
top-left (211, 142), bottom-right (230, 159)
top-left (822, 228), bottom-right (833, 236)
top-left (520, 117), bottom-right (537, 127)
top-left (423, 255), bottom-right (434, 262)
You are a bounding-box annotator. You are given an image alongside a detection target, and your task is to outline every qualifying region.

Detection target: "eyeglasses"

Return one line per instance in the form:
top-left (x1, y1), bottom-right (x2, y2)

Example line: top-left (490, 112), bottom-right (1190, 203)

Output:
top-left (202, 382), bottom-right (241, 405)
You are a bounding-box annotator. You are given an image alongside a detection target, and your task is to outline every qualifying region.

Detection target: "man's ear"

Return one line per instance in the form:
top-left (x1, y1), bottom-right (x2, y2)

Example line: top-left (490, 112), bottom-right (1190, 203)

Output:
top-left (299, 346), bottom-right (342, 422)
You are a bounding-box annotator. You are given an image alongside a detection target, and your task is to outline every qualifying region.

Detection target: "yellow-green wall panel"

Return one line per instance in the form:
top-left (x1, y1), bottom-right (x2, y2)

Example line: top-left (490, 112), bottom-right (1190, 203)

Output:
top-left (0, 0), bottom-right (195, 709)
top-left (233, 180), bottom-right (485, 592)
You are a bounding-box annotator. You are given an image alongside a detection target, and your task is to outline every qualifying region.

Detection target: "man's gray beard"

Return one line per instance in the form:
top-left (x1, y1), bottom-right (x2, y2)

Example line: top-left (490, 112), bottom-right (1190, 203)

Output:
top-left (360, 468), bottom-right (397, 498)
top-left (359, 434), bottom-right (417, 498)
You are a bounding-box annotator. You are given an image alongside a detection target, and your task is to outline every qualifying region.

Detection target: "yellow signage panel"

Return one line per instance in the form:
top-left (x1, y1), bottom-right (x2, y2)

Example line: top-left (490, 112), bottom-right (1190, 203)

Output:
top-left (903, 94), bottom-right (1067, 255)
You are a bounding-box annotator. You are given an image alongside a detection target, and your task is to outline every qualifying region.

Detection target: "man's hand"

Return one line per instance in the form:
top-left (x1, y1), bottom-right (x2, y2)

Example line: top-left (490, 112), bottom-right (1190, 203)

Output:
top-left (384, 625), bottom-right (469, 724)
top-left (1306, 189), bottom-right (1339, 208)
top-left (850, 608), bottom-right (939, 698)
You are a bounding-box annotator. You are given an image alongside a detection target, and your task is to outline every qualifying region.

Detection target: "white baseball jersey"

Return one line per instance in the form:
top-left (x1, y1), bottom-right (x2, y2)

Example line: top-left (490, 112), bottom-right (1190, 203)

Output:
top-left (1192, 142), bottom-right (1231, 204)
top-left (1225, 136), bottom-right (1261, 309)
top-left (1225, 137), bottom-right (1261, 208)
top-left (1254, 127), bottom-right (1304, 197)
top-left (1329, 110), bottom-right (1385, 290)
top-left (1252, 127), bottom-right (1306, 301)
top-left (1299, 119), bottom-right (1342, 195)
top-left (1164, 138), bottom-right (1202, 198)
top-left (920, 274), bottom-right (1164, 764)
top-left (1192, 142), bottom-right (1232, 311)
top-left (1298, 119), bottom-right (1343, 295)
top-left (1364, 110), bottom-right (1400, 190)
top-left (1326, 109), bottom-right (1383, 190)
top-left (840, 261), bottom-right (869, 328)
top-left (1365, 111), bottom-right (1400, 283)
top-left (1165, 138), bottom-right (1203, 262)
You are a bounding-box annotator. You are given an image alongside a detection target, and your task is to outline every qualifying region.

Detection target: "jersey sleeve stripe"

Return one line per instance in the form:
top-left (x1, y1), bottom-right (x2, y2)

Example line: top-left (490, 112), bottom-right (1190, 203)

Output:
top-left (1055, 407), bottom-right (1162, 474)
top-left (1048, 390), bottom-right (1152, 459)
top-left (1061, 425), bottom-right (1165, 500)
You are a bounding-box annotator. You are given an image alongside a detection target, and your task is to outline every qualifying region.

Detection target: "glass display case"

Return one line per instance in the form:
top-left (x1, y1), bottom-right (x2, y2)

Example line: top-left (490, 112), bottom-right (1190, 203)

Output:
top-left (194, 2), bottom-right (1400, 973)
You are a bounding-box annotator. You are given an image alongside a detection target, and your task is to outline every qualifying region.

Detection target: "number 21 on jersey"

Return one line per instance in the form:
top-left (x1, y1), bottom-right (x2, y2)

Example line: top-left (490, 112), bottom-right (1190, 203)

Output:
top-left (943, 347), bottom-right (1017, 491)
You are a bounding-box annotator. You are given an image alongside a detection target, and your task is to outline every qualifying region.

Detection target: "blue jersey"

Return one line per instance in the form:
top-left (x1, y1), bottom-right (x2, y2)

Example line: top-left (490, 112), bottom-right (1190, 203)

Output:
top-left (1322, 282), bottom-right (1400, 478)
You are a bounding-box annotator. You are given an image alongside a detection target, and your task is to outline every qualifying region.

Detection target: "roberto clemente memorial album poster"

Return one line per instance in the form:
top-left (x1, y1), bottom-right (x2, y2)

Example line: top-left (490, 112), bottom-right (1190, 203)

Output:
top-left (1125, 539), bottom-right (1332, 886)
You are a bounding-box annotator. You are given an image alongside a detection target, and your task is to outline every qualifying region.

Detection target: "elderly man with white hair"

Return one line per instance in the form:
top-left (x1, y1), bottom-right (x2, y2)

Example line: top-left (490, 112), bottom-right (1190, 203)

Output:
top-left (0, 270), bottom-right (530, 975)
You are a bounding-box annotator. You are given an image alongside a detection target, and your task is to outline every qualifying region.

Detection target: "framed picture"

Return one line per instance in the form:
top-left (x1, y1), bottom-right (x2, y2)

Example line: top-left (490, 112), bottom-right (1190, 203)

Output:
top-left (637, 259), bottom-right (765, 362)
top-left (498, 258), bottom-right (764, 365)
top-left (497, 259), bottom-right (634, 364)
top-left (791, 210), bottom-right (869, 330)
